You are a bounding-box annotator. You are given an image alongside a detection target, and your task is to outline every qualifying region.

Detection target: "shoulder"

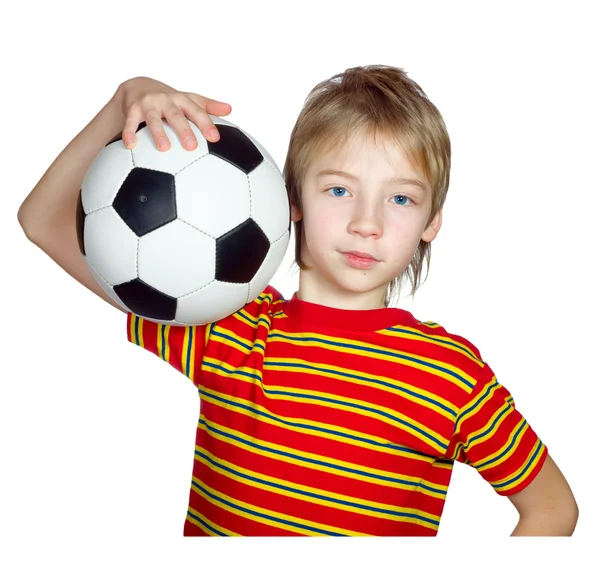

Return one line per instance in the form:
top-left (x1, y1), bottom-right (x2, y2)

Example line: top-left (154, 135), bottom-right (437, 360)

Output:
top-left (212, 285), bottom-right (285, 330)
top-left (240, 285), bottom-right (285, 317)
top-left (381, 309), bottom-right (486, 375)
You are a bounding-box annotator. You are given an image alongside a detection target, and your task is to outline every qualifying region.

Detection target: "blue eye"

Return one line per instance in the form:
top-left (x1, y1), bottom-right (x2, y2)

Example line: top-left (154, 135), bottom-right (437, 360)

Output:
top-left (329, 186), bottom-right (348, 197)
top-left (392, 195), bottom-right (411, 206)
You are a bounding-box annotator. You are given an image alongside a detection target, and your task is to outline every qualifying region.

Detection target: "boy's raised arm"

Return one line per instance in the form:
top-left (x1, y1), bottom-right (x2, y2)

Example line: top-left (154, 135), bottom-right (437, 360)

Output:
top-left (17, 86), bottom-right (130, 312)
top-left (17, 77), bottom-right (232, 314)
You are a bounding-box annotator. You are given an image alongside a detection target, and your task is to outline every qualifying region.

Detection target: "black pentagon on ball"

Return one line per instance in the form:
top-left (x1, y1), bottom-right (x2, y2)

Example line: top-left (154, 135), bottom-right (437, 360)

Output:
top-left (113, 167), bottom-right (177, 237)
top-left (208, 125), bottom-right (263, 174)
top-left (114, 278), bottom-right (177, 321)
top-left (76, 189), bottom-right (86, 256)
top-left (216, 218), bottom-right (270, 283)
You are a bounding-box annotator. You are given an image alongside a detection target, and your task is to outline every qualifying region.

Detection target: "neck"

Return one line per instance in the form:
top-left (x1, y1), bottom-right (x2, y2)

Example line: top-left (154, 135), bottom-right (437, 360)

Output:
top-left (296, 270), bottom-right (387, 310)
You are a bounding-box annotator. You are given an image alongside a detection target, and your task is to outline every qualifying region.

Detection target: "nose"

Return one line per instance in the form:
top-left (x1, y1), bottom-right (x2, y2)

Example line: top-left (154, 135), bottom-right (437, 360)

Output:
top-left (348, 201), bottom-right (383, 238)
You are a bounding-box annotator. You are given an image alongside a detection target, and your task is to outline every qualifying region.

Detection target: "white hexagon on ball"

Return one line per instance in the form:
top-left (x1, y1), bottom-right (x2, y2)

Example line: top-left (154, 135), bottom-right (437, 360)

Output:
top-left (176, 154), bottom-right (251, 238)
top-left (248, 161), bottom-right (290, 243)
top-left (84, 206), bottom-right (139, 285)
top-left (137, 219), bottom-right (216, 298)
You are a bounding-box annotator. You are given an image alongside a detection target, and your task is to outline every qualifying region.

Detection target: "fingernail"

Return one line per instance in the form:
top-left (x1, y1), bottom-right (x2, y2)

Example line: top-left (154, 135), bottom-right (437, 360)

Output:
top-left (185, 137), bottom-right (197, 148)
top-left (208, 129), bottom-right (219, 140)
top-left (158, 137), bottom-right (168, 149)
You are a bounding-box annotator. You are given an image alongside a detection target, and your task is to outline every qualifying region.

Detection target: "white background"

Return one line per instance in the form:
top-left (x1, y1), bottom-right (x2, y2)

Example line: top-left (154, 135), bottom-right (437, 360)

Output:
top-left (1, 0), bottom-right (597, 578)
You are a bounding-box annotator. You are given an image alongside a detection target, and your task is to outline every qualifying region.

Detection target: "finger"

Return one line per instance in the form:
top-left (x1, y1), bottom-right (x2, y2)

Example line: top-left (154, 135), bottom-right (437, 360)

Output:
top-left (186, 93), bottom-right (232, 117)
top-left (144, 109), bottom-right (171, 151)
top-left (162, 104), bottom-right (199, 150)
top-left (204, 98), bottom-right (233, 116)
top-left (178, 100), bottom-right (225, 143)
top-left (122, 103), bottom-right (144, 149)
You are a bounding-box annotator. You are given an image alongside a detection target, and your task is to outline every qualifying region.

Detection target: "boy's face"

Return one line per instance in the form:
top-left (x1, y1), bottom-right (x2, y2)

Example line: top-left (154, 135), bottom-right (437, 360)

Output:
top-left (291, 130), bottom-right (442, 309)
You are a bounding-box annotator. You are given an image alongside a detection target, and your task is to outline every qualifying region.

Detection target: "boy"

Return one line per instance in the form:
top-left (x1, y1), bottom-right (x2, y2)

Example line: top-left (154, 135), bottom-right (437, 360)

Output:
top-left (17, 66), bottom-right (578, 536)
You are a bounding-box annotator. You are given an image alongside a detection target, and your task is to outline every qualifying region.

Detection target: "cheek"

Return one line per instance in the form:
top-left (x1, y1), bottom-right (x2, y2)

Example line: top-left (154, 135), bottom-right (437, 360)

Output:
top-left (305, 205), bottom-right (338, 233)
top-left (384, 217), bottom-right (424, 254)
top-left (387, 212), bottom-right (425, 237)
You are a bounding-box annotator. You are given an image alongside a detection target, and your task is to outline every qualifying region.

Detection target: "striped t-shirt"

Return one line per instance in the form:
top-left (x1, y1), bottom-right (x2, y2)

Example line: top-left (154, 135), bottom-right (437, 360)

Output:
top-left (126, 285), bottom-right (548, 536)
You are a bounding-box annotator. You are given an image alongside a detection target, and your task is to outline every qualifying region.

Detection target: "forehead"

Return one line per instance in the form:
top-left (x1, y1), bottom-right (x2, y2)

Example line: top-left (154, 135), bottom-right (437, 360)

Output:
top-left (308, 130), bottom-right (425, 182)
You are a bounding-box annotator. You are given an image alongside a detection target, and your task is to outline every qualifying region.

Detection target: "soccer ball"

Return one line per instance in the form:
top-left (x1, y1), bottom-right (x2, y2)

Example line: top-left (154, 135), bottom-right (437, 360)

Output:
top-left (76, 115), bottom-right (290, 326)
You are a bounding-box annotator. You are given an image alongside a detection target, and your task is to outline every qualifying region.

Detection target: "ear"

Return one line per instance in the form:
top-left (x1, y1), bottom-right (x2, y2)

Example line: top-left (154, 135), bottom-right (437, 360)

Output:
top-left (421, 210), bottom-right (442, 243)
top-left (291, 203), bottom-right (303, 222)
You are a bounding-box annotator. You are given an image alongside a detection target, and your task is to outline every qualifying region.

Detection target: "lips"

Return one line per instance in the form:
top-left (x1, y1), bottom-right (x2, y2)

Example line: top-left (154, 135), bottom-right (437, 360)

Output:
top-left (344, 251), bottom-right (378, 261)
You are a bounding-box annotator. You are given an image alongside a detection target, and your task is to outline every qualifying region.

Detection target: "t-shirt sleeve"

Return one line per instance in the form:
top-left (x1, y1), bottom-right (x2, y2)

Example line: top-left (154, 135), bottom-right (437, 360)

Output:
top-left (444, 361), bottom-right (548, 496)
top-left (126, 311), bottom-right (208, 386)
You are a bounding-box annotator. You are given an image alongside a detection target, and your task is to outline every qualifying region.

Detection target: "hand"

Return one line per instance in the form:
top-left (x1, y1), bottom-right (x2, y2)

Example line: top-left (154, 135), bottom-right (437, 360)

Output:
top-left (117, 76), bottom-right (233, 151)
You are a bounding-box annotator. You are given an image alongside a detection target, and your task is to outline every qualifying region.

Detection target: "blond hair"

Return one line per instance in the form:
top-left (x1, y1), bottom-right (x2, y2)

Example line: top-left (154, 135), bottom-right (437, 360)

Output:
top-left (282, 64), bottom-right (451, 306)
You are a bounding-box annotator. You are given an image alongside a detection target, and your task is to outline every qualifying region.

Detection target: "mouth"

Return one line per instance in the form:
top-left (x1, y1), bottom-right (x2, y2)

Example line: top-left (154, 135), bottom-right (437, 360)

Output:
top-left (340, 251), bottom-right (380, 270)
top-left (343, 251), bottom-right (378, 261)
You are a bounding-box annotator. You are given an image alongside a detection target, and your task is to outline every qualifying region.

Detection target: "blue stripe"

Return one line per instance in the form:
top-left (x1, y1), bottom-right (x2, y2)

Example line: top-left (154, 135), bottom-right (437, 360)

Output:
top-left (213, 318), bottom-right (266, 352)
top-left (236, 309), bottom-right (260, 327)
top-left (197, 386), bottom-right (451, 464)
top-left (134, 316), bottom-right (140, 345)
top-left (203, 359), bottom-right (261, 381)
top-left (385, 326), bottom-right (480, 361)
top-left (203, 360), bottom-right (446, 449)
top-left (211, 328), bottom-right (253, 352)
top-left (477, 420), bottom-right (528, 470)
top-left (195, 448), bottom-right (440, 525)
top-left (457, 380), bottom-right (499, 422)
top-left (160, 325), bottom-right (166, 360)
top-left (186, 510), bottom-right (226, 536)
top-left (492, 439), bottom-right (544, 490)
top-left (267, 332), bottom-right (474, 389)
top-left (191, 479), bottom-right (341, 535)
top-left (185, 327), bottom-right (193, 376)
top-left (264, 360), bottom-right (455, 416)
top-left (466, 404), bottom-right (512, 449)
top-left (198, 417), bottom-right (446, 497)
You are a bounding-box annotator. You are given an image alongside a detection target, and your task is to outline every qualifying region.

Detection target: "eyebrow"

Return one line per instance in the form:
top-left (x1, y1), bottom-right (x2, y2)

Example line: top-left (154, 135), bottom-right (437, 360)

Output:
top-left (316, 169), bottom-right (427, 191)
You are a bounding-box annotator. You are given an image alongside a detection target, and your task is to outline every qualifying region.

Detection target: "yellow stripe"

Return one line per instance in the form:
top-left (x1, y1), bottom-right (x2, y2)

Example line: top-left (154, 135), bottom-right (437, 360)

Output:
top-left (198, 416), bottom-right (448, 498)
top-left (203, 356), bottom-right (263, 384)
top-left (264, 357), bottom-right (459, 419)
top-left (461, 398), bottom-right (514, 452)
top-left (186, 505), bottom-right (240, 536)
top-left (130, 314), bottom-right (145, 349)
top-left (209, 326), bottom-right (266, 356)
top-left (212, 326), bottom-right (254, 352)
top-left (472, 417), bottom-right (529, 471)
top-left (231, 310), bottom-right (273, 332)
top-left (199, 385), bottom-right (450, 467)
top-left (456, 378), bottom-right (504, 431)
top-left (191, 477), bottom-right (366, 536)
top-left (195, 446), bottom-right (440, 530)
top-left (377, 325), bottom-right (483, 365)
top-left (181, 326), bottom-right (195, 381)
top-left (493, 440), bottom-right (547, 493)
top-left (156, 323), bottom-right (170, 363)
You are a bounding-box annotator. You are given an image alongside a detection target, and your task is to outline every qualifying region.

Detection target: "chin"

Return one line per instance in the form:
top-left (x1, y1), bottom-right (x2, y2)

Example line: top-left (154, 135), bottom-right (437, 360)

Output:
top-left (334, 275), bottom-right (387, 295)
